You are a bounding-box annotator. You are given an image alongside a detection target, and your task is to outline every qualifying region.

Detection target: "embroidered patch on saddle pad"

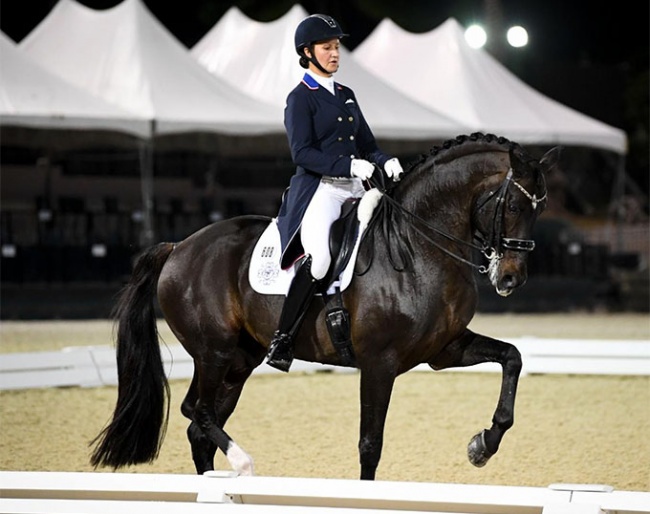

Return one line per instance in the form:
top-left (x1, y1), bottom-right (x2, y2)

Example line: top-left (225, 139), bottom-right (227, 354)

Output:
top-left (248, 189), bottom-right (383, 296)
top-left (248, 219), bottom-right (361, 296)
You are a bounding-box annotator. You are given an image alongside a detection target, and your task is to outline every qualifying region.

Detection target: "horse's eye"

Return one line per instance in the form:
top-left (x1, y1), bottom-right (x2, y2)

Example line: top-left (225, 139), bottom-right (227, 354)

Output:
top-left (508, 202), bottom-right (521, 214)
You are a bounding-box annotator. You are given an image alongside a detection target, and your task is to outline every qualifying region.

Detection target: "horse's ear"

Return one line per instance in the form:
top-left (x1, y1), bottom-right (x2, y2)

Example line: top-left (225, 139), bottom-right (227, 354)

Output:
top-left (540, 146), bottom-right (562, 171)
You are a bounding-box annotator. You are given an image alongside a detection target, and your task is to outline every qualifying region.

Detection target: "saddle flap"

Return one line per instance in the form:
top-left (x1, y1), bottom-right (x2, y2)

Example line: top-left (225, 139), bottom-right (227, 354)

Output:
top-left (326, 199), bottom-right (360, 285)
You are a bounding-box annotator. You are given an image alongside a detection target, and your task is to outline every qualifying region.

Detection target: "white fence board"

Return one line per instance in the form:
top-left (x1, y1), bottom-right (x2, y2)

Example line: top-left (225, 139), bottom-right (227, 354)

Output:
top-left (204, 475), bottom-right (571, 513)
top-left (0, 349), bottom-right (101, 389)
top-left (1, 471), bottom-right (204, 502)
top-left (511, 338), bottom-right (650, 376)
top-left (572, 491), bottom-right (650, 514)
top-left (0, 499), bottom-right (457, 514)
top-left (1, 338), bottom-right (648, 391)
top-left (1, 472), bottom-right (649, 514)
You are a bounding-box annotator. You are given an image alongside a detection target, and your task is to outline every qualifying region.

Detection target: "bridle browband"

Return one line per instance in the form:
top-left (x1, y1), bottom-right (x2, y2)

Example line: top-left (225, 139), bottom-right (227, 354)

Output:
top-left (367, 166), bottom-right (546, 274)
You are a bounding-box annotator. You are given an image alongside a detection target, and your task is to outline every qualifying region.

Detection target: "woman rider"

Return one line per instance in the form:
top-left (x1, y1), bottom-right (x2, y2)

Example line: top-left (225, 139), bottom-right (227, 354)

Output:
top-left (266, 14), bottom-right (404, 372)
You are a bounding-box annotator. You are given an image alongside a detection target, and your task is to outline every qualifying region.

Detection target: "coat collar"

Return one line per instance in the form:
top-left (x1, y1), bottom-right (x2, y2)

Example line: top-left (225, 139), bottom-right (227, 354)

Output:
top-left (300, 73), bottom-right (351, 113)
top-left (301, 73), bottom-right (320, 90)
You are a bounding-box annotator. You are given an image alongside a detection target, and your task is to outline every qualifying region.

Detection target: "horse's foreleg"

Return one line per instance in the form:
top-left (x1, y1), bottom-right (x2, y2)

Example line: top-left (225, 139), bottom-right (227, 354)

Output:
top-left (431, 329), bottom-right (522, 468)
top-left (358, 365), bottom-right (396, 480)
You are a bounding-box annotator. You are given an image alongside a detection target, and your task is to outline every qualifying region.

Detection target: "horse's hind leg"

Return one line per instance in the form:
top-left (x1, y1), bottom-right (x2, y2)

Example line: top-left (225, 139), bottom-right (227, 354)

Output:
top-left (188, 342), bottom-right (254, 476)
top-left (182, 374), bottom-right (218, 474)
top-left (430, 329), bottom-right (522, 468)
top-left (182, 334), bottom-right (265, 475)
top-left (214, 333), bottom-right (266, 425)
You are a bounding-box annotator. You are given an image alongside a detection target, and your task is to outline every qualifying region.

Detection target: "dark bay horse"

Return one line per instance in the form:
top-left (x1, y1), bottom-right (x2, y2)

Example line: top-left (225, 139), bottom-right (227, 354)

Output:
top-left (91, 133), bottom-right (559, 480)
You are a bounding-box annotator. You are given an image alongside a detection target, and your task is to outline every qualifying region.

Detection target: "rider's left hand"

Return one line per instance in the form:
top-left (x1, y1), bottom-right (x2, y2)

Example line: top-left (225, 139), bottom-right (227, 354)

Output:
top-left (384, 158), bottom-right (404, 182)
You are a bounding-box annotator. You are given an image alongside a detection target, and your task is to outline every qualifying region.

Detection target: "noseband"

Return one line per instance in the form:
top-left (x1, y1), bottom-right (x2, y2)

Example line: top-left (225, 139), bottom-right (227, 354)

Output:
top-left (367, 166), bottom-right (546, 274)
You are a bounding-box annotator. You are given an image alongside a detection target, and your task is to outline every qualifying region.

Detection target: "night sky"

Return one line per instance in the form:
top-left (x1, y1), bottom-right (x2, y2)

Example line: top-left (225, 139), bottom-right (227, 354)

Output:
top-left (2, 0), bottom-right (646, 67)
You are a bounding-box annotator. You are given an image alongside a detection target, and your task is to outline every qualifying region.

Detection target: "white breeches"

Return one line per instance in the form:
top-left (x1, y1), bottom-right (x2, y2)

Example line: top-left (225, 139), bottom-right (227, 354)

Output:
top-left (301, 178), bottom-right (366, 280)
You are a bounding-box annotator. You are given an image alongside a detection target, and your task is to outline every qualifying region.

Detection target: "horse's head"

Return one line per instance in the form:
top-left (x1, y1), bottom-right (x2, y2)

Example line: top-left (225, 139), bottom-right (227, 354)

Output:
top-left (377, 133), bottom-right (560, 295)
top-left (473, 143), bottom-right (561, 296)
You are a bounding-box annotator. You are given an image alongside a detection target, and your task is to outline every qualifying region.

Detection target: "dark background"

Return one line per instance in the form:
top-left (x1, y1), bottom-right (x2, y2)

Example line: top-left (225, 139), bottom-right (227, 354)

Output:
top-left (2, 0), bottom-right (648, 191)
top-left (2, 0), bottom-right (647, 65)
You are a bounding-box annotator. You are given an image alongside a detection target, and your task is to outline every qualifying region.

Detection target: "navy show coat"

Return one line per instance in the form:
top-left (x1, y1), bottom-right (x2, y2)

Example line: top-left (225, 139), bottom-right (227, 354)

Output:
top-left (277, 72), bottom-right (392, 269)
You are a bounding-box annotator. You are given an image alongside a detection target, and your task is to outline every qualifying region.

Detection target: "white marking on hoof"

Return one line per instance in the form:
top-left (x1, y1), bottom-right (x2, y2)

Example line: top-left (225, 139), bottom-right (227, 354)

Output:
top-left (226, 441), bottom-right (254, 476)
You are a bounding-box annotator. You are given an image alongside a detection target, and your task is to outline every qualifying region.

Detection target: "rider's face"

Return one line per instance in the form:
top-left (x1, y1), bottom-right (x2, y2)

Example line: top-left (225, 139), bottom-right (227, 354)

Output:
top-left (306, 38), bottom-right (340, 76)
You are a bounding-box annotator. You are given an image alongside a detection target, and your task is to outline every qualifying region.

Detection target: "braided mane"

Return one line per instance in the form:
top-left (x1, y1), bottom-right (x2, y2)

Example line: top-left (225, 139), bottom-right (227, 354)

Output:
top-left (406, 132), bottom-right (523, 172)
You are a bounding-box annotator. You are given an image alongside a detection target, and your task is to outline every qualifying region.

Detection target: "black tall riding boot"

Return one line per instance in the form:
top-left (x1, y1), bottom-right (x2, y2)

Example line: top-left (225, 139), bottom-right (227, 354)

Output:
top-left (266, 256), bottom-right (321, 372)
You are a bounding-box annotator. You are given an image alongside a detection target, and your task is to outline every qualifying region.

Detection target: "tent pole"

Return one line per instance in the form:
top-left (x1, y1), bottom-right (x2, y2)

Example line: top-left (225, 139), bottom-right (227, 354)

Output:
top-left (139, 121), bottom-right (156, 248)
top-left (610, 154), bottom-right (627, 253)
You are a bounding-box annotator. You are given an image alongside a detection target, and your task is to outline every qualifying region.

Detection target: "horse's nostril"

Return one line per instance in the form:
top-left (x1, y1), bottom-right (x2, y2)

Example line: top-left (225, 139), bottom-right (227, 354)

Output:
top-left (502, 275), bottom-right (516, 288)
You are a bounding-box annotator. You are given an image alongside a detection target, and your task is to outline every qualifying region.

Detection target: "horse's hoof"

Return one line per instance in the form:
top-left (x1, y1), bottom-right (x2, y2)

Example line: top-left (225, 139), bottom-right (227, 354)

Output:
top-left (467, 430), bottom-right (494, 468)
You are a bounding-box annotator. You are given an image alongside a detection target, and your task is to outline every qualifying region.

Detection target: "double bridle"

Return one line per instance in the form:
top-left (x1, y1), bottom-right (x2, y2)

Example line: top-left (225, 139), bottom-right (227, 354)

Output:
top-left (367, 167), bottom-right (546, 274)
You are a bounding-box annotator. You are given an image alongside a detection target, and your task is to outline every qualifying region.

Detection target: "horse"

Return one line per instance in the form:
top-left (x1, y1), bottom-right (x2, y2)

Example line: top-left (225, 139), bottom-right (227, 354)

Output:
top-left (90, 133), bottom-right (559, 480)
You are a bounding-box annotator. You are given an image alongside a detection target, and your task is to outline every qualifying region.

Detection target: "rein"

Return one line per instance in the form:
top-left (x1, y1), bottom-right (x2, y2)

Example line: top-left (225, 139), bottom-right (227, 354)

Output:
top-left (364, 165), bottom-right (544, 274)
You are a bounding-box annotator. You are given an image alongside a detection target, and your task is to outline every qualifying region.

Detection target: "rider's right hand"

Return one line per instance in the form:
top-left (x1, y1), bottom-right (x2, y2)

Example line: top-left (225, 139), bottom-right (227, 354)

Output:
top-left (350, 159), bottom-right (374, 180)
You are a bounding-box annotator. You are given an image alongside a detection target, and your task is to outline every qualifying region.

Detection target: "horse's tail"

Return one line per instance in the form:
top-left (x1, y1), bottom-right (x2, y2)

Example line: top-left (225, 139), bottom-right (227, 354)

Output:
top-left (90, 242), bottom-right (175, 469)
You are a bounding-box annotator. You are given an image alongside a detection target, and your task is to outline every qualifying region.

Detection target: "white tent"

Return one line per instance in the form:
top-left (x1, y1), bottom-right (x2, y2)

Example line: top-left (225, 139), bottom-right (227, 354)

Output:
top-left (18, 0), bottom-right (283, 137)
top-left (0, 32), bottom-right (149, 137)
top-left (191, 5), bottom-right (467, 141)
top-left (353, 18), bottom-right (627, 154)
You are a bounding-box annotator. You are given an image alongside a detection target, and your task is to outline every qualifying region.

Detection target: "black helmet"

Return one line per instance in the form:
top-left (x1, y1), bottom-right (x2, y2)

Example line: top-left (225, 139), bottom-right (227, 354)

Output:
top-left (294, 14), bottom-right (348, 56)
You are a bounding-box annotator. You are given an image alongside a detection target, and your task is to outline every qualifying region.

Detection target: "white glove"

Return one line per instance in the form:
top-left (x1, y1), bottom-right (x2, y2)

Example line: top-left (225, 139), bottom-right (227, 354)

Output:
top-left (384, 157), bottom-right (404, 181)
top-left (350, 159), bottom-right (374, 180)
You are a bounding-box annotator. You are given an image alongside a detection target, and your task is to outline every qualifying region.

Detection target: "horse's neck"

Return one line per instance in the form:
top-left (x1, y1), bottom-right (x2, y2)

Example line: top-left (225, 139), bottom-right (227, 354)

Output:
top-left (396, 151), bottom-right (510, 240)
top-left (399, 158), bottom-right (472, 211)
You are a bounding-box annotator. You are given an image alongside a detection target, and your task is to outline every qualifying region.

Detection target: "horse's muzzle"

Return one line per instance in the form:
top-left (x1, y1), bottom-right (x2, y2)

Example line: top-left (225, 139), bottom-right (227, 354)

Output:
top-left (493, 253), bottom-right (528, 297)
top-left (496, 273), bottom-right (523, 296)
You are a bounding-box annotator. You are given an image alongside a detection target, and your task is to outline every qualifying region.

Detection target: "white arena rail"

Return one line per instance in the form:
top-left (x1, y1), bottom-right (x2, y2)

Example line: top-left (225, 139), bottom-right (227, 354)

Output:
top-left (1, 338), bottom-right (649, 391)
top-left (1, 471), bottom-right (649, 514)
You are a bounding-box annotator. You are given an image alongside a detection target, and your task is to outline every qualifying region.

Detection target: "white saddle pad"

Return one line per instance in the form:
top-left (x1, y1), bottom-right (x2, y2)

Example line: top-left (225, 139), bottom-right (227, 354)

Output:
top-left (248, 189), bottom-right (383, 296)
top-left (248, 219), bottom-right (361, 296)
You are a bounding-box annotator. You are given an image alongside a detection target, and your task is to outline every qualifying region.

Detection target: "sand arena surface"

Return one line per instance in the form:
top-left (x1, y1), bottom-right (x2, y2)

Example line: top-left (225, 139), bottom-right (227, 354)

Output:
top-left (1, 314), bottom-right (649, 490)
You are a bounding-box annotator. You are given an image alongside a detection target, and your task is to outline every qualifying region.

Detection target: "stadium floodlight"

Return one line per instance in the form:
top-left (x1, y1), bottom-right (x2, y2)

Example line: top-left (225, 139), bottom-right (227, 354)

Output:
top-left (507, 26), bottom-right (528, 48)
top-left (465, 24), bottom-right (487, 49)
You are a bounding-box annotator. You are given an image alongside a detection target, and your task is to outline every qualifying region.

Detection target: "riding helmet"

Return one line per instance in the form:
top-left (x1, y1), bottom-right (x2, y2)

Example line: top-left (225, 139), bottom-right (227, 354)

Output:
top-left (294, 14), bottom-right (348, 56)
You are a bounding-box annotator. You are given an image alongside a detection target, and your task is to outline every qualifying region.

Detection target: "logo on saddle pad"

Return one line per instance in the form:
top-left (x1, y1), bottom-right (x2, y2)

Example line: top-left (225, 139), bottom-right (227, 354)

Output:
top-left (248, 220), bottom-right (360, 296)
top-left (248, 190), bottom-right (383, 296)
